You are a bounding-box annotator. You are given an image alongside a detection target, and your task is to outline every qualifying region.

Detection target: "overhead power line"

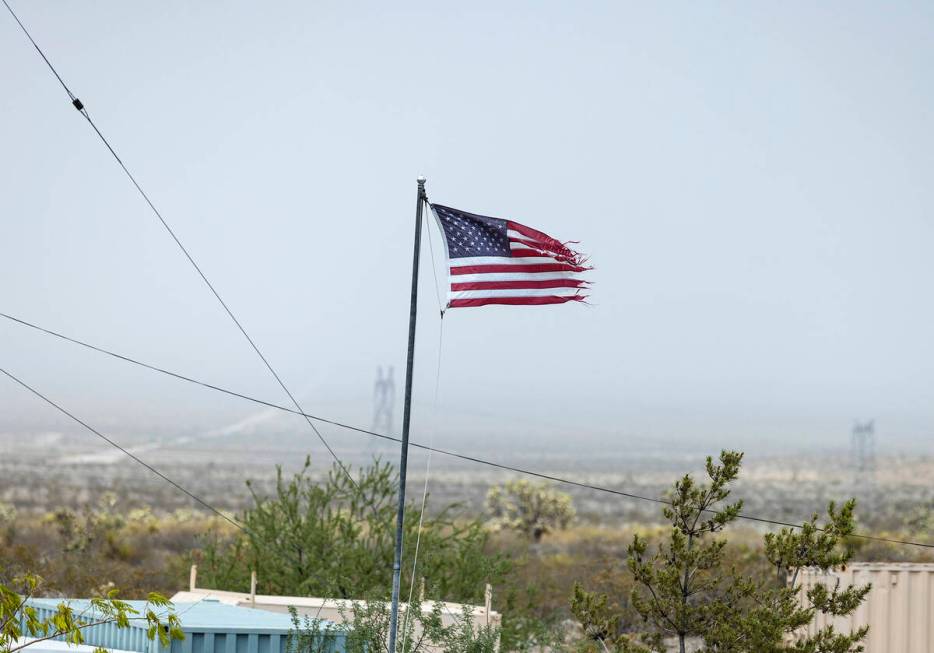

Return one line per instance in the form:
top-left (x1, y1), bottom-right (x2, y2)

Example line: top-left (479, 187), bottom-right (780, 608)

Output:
top-left (0, 365), bottom-right (346, 588)
top-left (1, 0), bottom-right (355, 487)
top-left (2, 311), bottom-right (931, 551)
top-left (2, 2), bottom-right (929, 554)
top-left (0, 365), bottom-right (244, 533)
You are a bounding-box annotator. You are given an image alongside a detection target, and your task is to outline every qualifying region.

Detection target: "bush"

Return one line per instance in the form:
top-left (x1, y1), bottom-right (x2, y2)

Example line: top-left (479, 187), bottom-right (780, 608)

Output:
top-left (196, 458), bottom-right (509, 604)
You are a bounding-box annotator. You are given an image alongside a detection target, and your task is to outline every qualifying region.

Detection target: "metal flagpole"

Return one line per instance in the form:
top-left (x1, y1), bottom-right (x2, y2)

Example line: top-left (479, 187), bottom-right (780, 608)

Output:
top-left (388, 176), bottom-right (427, 652)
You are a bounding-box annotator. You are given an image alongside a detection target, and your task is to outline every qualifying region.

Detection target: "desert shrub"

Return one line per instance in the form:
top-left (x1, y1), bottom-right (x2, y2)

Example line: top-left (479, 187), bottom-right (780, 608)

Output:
top-left (487, 480), bottom-right (575, 542)
top-left (0, 497), bottom-right (221, 597)
top-left (194, 458), bottom-right (509, 604)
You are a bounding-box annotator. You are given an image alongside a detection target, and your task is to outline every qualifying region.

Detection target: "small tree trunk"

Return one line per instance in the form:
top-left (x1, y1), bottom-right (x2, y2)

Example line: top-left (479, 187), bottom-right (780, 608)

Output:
top-left (680, 533), bottom-right (692, 653)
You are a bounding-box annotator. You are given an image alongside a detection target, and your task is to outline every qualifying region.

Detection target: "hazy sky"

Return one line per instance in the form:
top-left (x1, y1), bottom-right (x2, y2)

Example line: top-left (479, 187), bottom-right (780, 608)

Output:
top-left (2, 1), bottom-right (932, 458)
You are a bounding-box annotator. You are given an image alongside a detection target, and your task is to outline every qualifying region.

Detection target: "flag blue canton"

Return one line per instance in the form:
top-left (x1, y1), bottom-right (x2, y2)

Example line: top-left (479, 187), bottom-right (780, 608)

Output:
top-left (433, 205), bottom-right (511, 258)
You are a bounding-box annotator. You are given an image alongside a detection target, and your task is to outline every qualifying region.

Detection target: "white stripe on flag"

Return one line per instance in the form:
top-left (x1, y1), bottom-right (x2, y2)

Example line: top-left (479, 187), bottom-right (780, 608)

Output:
top-left (449, 255), bottom-right (564, 267)
top-left (449, 287), bottom-right (584, 301)
top-left (448, 271), bottom-right (583, 284)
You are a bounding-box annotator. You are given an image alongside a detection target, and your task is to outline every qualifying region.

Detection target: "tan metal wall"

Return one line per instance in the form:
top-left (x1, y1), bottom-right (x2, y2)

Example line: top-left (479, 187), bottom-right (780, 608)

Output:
top-left (797, 563), bottom-right (934, 653)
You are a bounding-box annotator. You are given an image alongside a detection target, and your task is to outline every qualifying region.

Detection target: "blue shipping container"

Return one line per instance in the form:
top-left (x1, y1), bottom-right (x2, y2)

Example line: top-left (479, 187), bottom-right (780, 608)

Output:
top-left (23, 598), bottom-right (346, 653)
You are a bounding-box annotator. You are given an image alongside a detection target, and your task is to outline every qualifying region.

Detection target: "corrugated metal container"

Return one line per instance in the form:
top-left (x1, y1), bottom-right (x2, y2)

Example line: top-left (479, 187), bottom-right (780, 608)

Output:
top-left (797, 562), bottom-right (934, 653)
top-left (23, 598), bottom-right (345, 653)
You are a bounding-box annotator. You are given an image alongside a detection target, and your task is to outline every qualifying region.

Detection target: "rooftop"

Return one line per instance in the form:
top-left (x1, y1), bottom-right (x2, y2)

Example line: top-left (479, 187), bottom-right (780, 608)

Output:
top-left (26, 598), bottom-right (314, 633)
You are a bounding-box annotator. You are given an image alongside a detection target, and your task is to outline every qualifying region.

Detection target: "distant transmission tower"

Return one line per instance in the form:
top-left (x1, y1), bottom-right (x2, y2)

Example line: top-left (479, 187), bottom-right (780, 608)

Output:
top-left (372, 365), bottom-right (395, 434)
top-left (851, 419), bottom-right (876, 487)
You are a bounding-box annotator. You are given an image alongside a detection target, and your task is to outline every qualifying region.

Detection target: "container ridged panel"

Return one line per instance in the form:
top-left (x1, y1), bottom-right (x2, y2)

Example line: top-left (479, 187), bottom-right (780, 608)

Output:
top-left (22, 599), bottom-right (345, 653)
top-left (797, 563), bottom-right (934, 653)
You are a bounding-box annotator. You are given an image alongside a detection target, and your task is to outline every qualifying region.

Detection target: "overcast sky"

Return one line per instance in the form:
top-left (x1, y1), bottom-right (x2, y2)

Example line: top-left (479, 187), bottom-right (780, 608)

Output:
top-left (2, 1), bottom-right (932, 460)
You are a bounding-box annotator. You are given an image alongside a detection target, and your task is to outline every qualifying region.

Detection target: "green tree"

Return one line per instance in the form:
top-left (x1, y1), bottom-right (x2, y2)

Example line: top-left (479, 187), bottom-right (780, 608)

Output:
top-left (0, 574), bottom-right (183, 653)
top-left (197, 458), bottom-right (508, 604)
top-left (626, 451), bottom-right (745, 653)
top-left (486, 479), bottom-right (575, 543)
top-left (704, 501), bottom-right (870, 653)
top-left (572, 451), bottom-right (870, 653)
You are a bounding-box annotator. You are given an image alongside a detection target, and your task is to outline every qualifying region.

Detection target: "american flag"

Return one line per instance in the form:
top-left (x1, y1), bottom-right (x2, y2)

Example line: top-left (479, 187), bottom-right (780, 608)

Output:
top-left (430, 203), bottom-right (591, 309)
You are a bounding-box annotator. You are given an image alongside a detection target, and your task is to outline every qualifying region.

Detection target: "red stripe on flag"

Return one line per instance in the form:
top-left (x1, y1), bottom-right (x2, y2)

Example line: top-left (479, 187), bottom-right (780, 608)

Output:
top-left (506, 221), bottom-right (560, 244)
top-left (507, 228), bottom-right (584, 265)
top-left (448, 295), bottom-right (587, 308)
top-left (451, 279), bottom-right (586, 291)
top-left (507, 247), bottom-right (553, 258)
top-left (509, 242), bottom-right (578, 264)
top-left (509, 237), bottom-right (547, 249)
top-left (450, 263), bottom-right (587, 275)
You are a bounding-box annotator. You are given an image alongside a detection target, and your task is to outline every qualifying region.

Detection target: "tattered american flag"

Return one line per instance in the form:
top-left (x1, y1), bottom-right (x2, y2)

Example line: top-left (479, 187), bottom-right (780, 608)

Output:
top-left (430, 203), bottom-right (591, 309)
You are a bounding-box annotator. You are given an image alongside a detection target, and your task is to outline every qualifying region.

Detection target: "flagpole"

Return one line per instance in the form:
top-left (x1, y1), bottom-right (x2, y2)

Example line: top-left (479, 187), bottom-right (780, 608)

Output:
top-left (388, 176), bottom-right (427, 652)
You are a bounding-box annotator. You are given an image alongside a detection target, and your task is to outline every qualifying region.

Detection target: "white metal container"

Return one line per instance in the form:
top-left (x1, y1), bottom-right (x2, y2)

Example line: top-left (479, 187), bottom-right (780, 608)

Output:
top-left (797, 562), bottom-right (934, 653)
